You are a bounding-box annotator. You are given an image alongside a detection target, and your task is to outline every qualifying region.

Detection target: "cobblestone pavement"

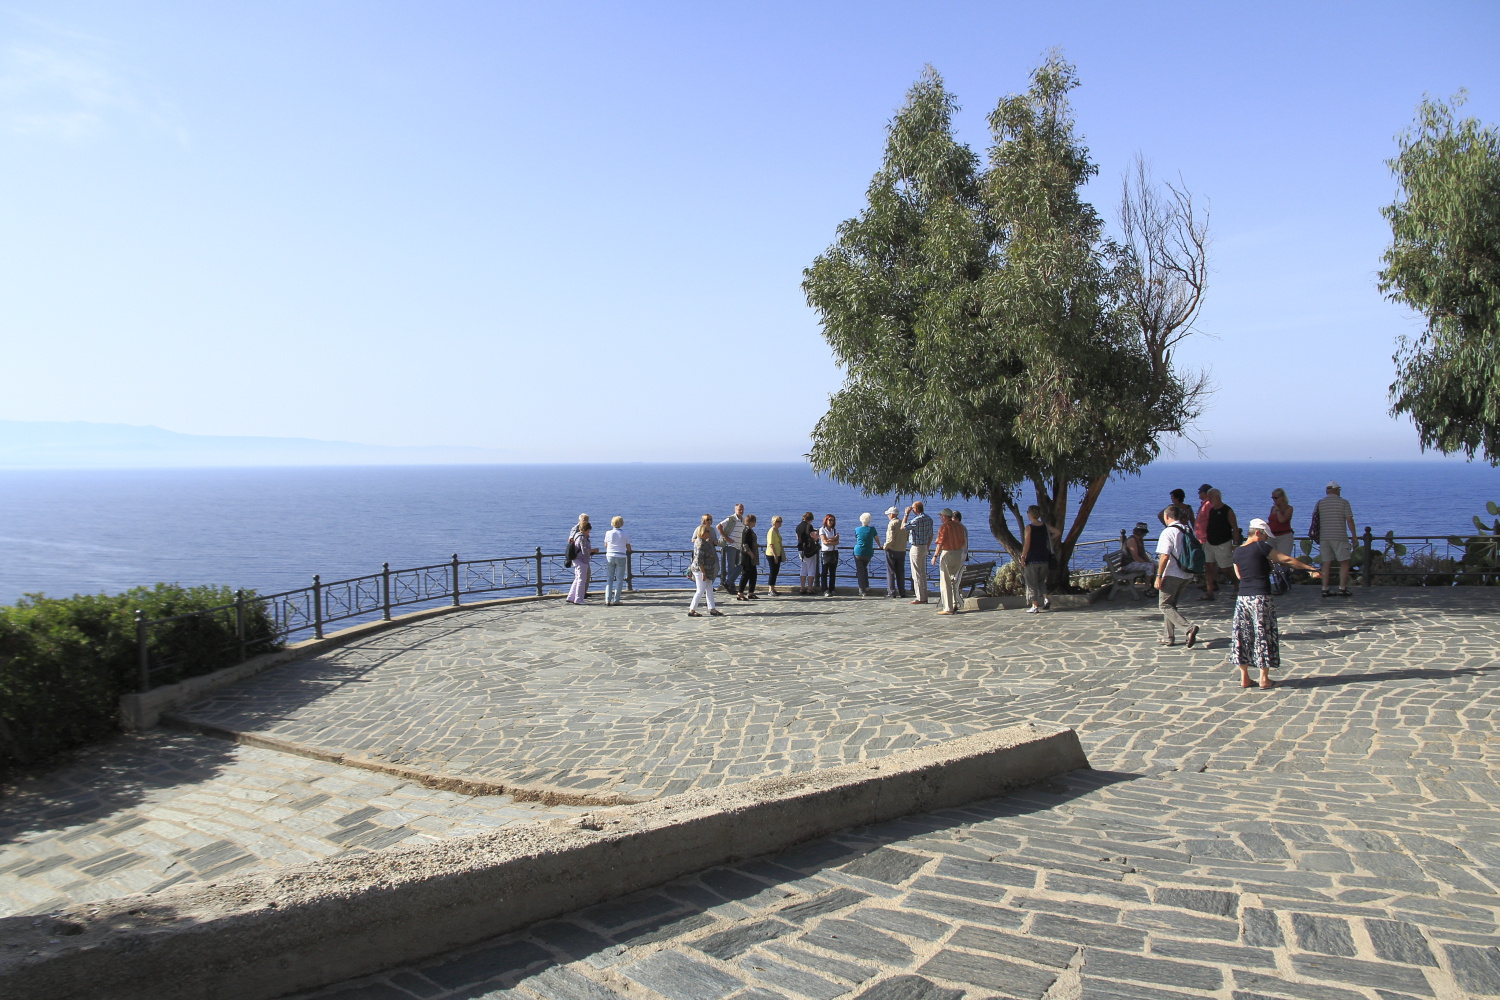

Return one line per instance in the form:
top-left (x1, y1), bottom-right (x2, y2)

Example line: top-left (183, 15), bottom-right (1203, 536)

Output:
top-left (0, 732), bottom-right (586, 917)
top-left (291, 587), bottom-right (1500, 1000)
top-left (165, 588), bottom-right (1483, 802)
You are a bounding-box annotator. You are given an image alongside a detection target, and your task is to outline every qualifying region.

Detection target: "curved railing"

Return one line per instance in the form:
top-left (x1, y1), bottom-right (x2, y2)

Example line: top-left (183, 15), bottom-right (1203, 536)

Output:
top-left (132, 527), bottom-right (1496, 692)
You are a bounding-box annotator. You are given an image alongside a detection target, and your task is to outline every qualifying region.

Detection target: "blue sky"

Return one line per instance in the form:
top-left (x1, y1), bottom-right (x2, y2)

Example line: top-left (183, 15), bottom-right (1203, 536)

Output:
top-left (1, 2), bottom-right (1497, 463)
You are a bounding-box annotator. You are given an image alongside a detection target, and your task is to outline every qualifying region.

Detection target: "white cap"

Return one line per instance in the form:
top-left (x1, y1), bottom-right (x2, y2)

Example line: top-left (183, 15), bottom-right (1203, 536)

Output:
top-left (1327, 480), bottom-right (1340, 490)
top-left (885, 506), bottom-right (899, 516)
top-left (1248, 517), bottom-right (1273, 535)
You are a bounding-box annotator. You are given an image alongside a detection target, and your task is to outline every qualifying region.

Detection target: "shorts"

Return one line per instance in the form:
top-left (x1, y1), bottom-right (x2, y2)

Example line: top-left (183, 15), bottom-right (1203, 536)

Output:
top-left (1204, 540), bottom-right (1235, 569)
top-left (1320, 535), bottom-right (1352, 562)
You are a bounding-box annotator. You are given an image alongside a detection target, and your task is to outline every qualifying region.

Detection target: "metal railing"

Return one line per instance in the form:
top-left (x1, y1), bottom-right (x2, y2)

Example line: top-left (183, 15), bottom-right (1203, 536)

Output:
top-left (132, 526), bottom-right (1496, 692)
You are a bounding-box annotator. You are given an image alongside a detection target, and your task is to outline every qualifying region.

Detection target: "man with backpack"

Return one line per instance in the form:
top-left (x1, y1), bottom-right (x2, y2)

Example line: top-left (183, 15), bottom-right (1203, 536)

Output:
top-left (1155, 505), bottom-right (1201, 648)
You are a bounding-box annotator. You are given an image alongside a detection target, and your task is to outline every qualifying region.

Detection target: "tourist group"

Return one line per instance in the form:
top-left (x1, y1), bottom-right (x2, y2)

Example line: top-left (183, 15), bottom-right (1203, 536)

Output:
top-left (558, 481), bottom-right (1362, 691)
top-left (558, 501), bottom-right (974, 617)
top-left (1133, 480), bottom-right (1359, 690)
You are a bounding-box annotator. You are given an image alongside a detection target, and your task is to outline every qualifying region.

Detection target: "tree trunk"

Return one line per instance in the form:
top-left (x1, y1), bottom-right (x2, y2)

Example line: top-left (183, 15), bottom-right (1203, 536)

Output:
top-left (987, 485), bottom-right (1024, 560)
top-left (1053, 474), bottom-right (1109, 590)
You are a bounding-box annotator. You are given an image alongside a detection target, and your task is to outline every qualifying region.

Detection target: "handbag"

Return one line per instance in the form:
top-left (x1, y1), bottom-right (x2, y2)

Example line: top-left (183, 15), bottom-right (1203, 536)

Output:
top-left (1268, 562), bottom-right (1291, 596)
top-left (564, 538), bottom-right (578, 568)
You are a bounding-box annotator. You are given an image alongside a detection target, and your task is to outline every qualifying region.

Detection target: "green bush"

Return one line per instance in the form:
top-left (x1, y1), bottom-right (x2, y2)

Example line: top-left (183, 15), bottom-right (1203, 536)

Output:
top-left (0, 584), bottom-right (282, 772)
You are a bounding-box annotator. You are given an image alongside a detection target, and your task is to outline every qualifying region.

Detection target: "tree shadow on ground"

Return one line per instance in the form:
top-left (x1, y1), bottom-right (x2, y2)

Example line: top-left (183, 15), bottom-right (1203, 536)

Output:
top-left (1280, 629), bottom-right (1368, 641)
top-left (0, 730), bottom-right (240, 846)
top-left (1281, 664), bottom-right (1498, 690)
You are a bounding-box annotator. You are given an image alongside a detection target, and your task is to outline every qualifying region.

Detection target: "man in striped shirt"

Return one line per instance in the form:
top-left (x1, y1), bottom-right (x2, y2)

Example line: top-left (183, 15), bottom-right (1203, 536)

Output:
top-left (1314, 482), bottom-right (1358, 596)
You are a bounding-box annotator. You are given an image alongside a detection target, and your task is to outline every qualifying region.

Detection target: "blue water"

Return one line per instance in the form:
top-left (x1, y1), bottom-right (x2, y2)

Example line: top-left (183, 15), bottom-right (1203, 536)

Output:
top-left (0, 462), bottom-right (1494, 605)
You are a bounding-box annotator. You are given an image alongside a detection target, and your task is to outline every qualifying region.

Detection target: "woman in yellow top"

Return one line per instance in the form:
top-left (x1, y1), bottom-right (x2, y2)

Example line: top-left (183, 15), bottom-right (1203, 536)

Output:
top-left (764, 515), bottom-right (786, 596)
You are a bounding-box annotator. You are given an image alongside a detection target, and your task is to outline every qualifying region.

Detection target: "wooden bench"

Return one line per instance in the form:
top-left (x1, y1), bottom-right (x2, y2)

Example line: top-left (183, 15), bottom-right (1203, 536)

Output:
top-left (1102, 549), bottom-right (1152, 601)
top-left (958, 560), bottom-right (997, 596)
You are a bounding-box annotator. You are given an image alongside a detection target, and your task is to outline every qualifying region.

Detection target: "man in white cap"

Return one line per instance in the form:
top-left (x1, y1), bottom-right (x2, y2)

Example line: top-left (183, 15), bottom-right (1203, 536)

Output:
top-left (1314, 481), bottom-right (1357, 596)
top-left (883, 506), bottom-right (909, 599)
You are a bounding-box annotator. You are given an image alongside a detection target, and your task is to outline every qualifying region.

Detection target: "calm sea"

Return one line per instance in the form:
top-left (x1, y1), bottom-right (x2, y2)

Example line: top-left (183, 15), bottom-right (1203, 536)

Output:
top-left (0, 462), bottom-right (1494, 604)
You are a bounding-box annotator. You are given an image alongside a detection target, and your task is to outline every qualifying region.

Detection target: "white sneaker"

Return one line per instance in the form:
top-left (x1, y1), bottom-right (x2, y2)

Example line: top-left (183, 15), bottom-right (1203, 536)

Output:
top-left (1025, 606), bottom-right (1039, 614)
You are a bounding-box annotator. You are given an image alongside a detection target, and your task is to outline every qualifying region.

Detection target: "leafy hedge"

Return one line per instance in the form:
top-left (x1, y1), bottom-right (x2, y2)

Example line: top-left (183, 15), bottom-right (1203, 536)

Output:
top-left (0, 584), bottom-right (281, 772)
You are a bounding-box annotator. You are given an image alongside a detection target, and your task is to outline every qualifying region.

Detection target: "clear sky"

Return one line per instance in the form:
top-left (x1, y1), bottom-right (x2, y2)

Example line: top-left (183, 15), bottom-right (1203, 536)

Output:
top-left (2, 2), bottom-right (1497, 463)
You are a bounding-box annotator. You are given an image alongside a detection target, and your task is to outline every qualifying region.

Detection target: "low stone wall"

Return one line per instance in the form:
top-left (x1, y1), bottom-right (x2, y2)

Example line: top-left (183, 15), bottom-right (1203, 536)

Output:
top-left (0, 724), bottom-right (1088, 1000)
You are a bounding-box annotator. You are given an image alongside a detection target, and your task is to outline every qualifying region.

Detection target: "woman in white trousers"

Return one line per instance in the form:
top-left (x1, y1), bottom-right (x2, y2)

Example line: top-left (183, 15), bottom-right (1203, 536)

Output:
top-left (688, 515), bottom-right (725, 617)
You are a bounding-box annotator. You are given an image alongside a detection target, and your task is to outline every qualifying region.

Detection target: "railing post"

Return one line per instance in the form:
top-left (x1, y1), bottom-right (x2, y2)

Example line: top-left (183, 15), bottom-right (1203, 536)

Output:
top-left (452, 553), bottom-right (461, 606)
top-left (535, 546), bottom-right (544, 597)
top-left (135, 609), bottom-right (149, 692)
top-left (313, 575), bottom-right (324, 639)
top-left (235, 589), bottom-right (246, 662)
top-left (382, 562), bottom-right (392, 620)
top-left (1119, 528), bottom-right (1127, 552)
top-left (1363, 526), bottom-right (1373, 587)
top-left (627, 551), bottom-right (634, 592)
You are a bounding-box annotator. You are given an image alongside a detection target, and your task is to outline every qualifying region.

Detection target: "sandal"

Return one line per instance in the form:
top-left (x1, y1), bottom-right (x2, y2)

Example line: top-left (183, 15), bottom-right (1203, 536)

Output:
top-left (709, 609), bottom-right (725, 617)
top-left (1259, 680), bottom-right (1277, 689)
top-left (1336, 589), bottom-right (1352, 597)
top-left (687, 610), bottom-right (701, 617)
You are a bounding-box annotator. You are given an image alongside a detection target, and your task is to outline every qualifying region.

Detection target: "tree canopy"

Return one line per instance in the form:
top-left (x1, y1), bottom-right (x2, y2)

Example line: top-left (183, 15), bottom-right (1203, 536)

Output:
top-left (1380, 93), bottom-right (1500, 465)
top-left (803, 54), bottom-right (1208, 582)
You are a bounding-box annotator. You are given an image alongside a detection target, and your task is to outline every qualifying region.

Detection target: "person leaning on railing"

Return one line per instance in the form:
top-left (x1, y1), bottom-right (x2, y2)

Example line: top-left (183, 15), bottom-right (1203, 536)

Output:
top-left (764, 515), bottom-right (785, 596)
top-left (602, 516), bottom-right (631, 606)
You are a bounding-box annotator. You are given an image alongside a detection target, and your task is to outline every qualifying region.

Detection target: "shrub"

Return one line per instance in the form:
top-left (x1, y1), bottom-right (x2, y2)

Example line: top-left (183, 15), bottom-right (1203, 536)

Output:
top-left (0, 584), bottom-right (281, 772)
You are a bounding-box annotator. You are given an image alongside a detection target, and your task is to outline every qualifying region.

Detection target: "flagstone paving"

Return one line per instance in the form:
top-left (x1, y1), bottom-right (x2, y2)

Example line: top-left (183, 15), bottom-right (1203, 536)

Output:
top-left (3, 585), bottom-right (1499, 1000)
top-left (266, 586), bottom-right (1499, 1000)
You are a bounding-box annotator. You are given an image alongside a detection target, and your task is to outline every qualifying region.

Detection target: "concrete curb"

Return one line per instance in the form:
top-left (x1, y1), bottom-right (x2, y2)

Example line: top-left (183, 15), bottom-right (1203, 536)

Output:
top-left (962, 590), bottom-right (1107, 612)
top-left (159, 714), bottom-right (642, 807)
top-left (0, 724), bottom-right (1089, 1000)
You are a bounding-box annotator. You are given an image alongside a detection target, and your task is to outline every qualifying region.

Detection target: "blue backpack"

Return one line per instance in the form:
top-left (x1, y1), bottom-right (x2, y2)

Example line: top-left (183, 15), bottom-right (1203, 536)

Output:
top-left (1172, 524), bottom-right (1207, 575)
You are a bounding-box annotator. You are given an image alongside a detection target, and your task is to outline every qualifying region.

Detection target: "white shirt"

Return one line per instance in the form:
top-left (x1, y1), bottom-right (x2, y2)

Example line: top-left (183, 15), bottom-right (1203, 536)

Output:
top-left (819, 525), bottom-right (839, 551)
top-left (603, 528), bottom-right (630, 559)
top-left (1156, 525), bottom-right (1194, 581)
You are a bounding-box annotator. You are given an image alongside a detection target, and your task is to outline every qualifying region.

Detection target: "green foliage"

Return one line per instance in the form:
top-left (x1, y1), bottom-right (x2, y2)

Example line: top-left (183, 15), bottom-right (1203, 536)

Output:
top-left (0, 584), bottom-right (281, 771)
top-left (802, 54), bottom-right (1207, 586)
top-left (1380, 93), bottom-right (1500, 464)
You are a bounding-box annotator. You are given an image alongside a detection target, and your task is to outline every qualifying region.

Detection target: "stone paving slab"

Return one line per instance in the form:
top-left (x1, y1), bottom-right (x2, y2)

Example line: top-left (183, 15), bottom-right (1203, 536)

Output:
top-left (164, 588), bottom-right (1492, 804)
top-left (285, 588), bottom-right (1500, 1000)
top-left (0, 732), bottom-right (587, 917)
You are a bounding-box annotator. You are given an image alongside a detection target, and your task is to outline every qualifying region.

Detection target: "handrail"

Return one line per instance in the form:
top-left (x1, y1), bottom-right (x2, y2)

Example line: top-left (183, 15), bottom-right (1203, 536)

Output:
top-left (132, 527), bottom-right (1496, 691)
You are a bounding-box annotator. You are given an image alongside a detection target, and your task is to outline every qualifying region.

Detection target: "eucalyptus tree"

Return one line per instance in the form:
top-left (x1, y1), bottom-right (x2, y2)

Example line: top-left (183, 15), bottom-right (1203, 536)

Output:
top-left (804, 54), bottom-right (1211, 586)
top-left (1380, 93), bottom-right (1500, 464)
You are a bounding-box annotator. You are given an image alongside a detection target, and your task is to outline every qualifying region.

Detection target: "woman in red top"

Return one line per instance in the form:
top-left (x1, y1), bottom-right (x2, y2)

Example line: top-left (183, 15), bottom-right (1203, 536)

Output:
top-left (1267, 488), bottom-right (1295, 556)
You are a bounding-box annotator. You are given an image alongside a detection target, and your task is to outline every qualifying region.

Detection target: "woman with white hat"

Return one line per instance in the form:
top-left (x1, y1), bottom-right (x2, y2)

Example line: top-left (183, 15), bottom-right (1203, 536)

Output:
top-left (1232, 517), bottom-right (1319, 689)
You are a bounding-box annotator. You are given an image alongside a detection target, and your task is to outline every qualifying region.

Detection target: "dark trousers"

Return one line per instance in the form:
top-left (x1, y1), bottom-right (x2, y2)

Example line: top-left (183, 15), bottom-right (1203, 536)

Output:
top-left (854, 556), bottom-right (871, 593)
top-left (820, 550), bottom-right (839, 593)
top-left (721, 546), bottom-right (741, 591)
top-left (885, 549), bottom-right (907, 597)
top-left (766, 555), bottom-right (782, 589)
top-left (738, 561), bottom-right (758, 595)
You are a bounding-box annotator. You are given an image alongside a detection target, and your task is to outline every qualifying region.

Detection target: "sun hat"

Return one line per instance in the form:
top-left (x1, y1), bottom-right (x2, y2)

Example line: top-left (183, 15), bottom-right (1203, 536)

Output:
top-left (1133, 522), bottom-right (1149, 534)
top-left (885, 506), bottom-right (899, 516)
top-left (1248, 517), bottom-right (1273, 535)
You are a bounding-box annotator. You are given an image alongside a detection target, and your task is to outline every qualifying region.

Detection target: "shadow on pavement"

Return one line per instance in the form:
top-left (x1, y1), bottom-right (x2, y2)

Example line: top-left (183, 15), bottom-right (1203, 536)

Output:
top-left (1282, 664), bottom-right (1499, 690)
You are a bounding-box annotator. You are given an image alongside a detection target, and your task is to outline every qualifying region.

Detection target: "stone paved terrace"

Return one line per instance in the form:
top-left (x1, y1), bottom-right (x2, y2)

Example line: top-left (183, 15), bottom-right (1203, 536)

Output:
top-left (3, 586), bottom-right (1500, 998)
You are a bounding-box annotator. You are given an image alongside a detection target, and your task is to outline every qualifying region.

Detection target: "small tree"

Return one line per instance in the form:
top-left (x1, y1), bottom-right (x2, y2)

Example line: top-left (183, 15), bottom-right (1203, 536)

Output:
top-left (1380, 92), bottom-right (1500, 464)
top-left (804, 54), bottom-right (1210, 587)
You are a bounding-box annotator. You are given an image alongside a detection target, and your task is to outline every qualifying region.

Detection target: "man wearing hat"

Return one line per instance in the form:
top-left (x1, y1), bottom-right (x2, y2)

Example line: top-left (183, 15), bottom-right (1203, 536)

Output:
top-left (883, 506), bottom-right (910, 599)
top-left (1313, 481), bottom-right (1358, 596)
top-left (931, 508), bottom-right (968, 615)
